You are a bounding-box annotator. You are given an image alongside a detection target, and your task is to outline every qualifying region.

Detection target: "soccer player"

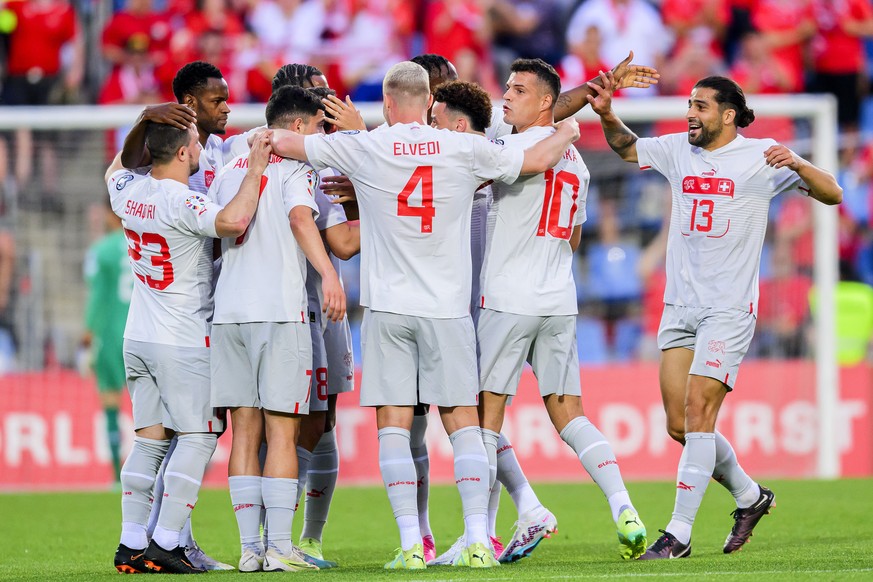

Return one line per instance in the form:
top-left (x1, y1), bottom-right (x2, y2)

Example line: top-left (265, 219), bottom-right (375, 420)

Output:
top-left (210, 86), bottom-right (346, 573)
top-left (424, 79), bottom-right (549, 566)
top-left (269, 60), bottom-right (581, 569)
top-left (473, 58), bottom-right (648, 561)
top-left (119, 60), bottom-right (233, 571)
top-left (224, 66), bottom-right (360, 567)
top-left (83, 199), bottom-right (133, 487)
top-left (108, 122), bottom-right (270, 574)
top-left (586, 73), bottom-right (842, 558)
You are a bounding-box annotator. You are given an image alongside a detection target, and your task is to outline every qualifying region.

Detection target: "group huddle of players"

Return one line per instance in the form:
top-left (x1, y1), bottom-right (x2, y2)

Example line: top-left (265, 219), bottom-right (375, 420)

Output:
top-left (107, 48), bottom-right (842, 574)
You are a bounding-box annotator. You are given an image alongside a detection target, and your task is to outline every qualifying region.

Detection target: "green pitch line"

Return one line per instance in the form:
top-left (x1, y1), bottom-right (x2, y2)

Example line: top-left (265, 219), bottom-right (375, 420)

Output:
top-left (1, 479), bottom-right (871, 581)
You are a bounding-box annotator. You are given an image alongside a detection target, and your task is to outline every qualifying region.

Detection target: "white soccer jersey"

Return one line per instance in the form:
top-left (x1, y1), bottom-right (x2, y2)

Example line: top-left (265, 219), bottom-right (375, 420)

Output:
top-left (637, 133), bottom-right (807, 313)
top-left (222, 126), bottom-right (265, 167)
top-left (306, 168), bottom-right (349, 322)
top-left (210, 153), bottom-right (319, 324)
top-left (107, 170), bottom-right (222, 347)
top-left (189, 134), bottom-right (225, 195)
top-left (486, 105), bottom-right (513, 141)
top-left (481, 126), bottom-right (588, 316)
top-left (304, 123), bottom-right (524, 318)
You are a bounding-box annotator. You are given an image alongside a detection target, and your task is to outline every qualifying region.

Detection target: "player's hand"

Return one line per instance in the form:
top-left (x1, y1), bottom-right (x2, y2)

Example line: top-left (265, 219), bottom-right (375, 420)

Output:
top-left (586, 70), bottom-right (618, 116)
top-left (764, 144), bottom-right (803, 171)
top-left (321, 175), bottom-right (357, 203)
top-left (322, 94), bottom-right (367, 131)
top-left (141, 102), bottom-right (196, 130)
top-left (611, 51), bottom-right (660, 90)
top-left (554, 117), bottom-right (581, 143)
top-left (247, 130), bottom-right (273, 174)
top-left (321, 272), bottom-right (347, 323)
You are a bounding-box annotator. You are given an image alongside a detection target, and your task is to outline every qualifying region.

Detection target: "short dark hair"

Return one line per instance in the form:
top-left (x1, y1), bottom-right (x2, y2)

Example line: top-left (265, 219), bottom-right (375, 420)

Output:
top-left (509, 58), bottom-right (561, 106)
top-left (411, 53), bottom-right (456, 91)
top-left (306, 85), bottom-right (337, 109)
top-left (172, 61), bottom-right (223, 102)
top-left (145, 122), bottom-right (190, 164)
top-left (693, 76), bottom-right (756, 128)
top-left (272, 63), bottom-right (325, 91)
top-left (432, 80), bottom-right (492, 134)
top-left (266, 85), bottom-right (323, 128)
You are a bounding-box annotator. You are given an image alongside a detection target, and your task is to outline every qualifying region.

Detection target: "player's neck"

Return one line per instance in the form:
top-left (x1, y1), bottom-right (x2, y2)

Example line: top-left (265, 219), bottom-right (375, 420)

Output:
top-left (514, 112), bottom-right (555, 134)
top-left (151, 163), bottom-right (191, 187)
top-left (388, 108), bottom-right (427, 126)
top-left (703, 129), bottom-right (739, 152)
top-left (198, 129), bottom-right (210, 147)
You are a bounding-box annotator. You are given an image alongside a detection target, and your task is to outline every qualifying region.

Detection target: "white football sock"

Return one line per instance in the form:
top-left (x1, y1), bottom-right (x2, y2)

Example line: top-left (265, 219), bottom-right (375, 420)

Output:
top-left (713, 431), bottom-right (760, 508)
top-left (667, 432), bottom-right (716, 545)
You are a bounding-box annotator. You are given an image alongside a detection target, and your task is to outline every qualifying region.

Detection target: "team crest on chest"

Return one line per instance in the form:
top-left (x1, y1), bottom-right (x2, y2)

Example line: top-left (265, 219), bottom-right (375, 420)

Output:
top-left (204, 170), bottom-right (215, 188)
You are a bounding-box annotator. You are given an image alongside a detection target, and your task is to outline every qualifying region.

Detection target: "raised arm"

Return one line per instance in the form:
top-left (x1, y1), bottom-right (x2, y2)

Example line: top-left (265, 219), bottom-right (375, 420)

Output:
top-left (214, 131), bottom-right (273, 237)
top-left (290, 208), bottom-right (347, 322)
top-left (764, 145), bottom-right (843, 205)
top-left (586, 70), bottom-right (640, 163)
top-left (554, 51), bottom-right (660, 122)
top-left (121, 103), bottom-right (197, 169)
top-left (520, 118), bottom-right (581, 175)
top-left (270, 129), bottom-right (310, 163)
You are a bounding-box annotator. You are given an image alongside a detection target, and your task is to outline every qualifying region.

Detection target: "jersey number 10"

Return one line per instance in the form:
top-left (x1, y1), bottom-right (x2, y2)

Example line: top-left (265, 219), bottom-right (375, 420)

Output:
top-left (537, 169), bottom-right (580, 240)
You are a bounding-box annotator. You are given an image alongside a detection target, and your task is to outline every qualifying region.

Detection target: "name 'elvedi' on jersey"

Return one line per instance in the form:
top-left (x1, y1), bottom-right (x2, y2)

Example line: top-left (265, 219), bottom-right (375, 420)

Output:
top-left (393, 141), bottom-right (441, 156)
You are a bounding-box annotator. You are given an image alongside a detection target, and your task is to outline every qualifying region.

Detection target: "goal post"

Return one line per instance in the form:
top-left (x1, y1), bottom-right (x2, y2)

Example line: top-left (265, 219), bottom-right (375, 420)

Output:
top-left (0, 94), bottom-right (841, 479)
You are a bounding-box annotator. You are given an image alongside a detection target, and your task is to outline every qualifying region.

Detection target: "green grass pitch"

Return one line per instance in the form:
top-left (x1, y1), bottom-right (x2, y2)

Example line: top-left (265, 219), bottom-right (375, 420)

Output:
top-left (2, 478), bottom-right (871, 581)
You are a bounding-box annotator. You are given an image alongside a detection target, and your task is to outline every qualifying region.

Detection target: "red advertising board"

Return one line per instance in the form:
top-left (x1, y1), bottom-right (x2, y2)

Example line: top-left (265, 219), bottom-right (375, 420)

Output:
top-left (1, 363), bottom-right (870, 491)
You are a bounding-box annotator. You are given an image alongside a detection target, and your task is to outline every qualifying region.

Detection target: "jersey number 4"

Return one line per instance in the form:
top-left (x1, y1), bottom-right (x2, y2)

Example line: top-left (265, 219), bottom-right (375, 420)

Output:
top-left (397, 166), bottom-right (435, 233)
top-left (537, 169), bottom-right (580, 240)
top-left (124, 229), bottom-right (174, 290)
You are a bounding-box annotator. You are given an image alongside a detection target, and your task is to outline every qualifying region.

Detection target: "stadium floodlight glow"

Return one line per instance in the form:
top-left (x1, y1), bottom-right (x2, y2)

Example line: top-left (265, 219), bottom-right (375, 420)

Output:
top-left (0, 94), bottom-right (840, 479)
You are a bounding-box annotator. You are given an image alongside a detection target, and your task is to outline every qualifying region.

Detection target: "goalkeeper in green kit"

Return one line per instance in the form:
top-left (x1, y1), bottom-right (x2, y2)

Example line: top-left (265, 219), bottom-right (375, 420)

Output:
top-left (83, 199), bottom-right (133, 486)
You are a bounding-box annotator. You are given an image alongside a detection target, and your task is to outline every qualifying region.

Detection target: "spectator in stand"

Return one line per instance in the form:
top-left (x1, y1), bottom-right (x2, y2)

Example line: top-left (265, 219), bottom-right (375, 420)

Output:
top-left (2, 0), bottom-right (83, 211)
top-left (658, 43), bottom-right (723, 98)
top-left (565, 0), bottom-right (671, 97)
top-left (661, 0), bottom-right (730, 59)
top-left (558, 25), bottom-right (614, 150)
top-left (98, 35), bottom-right (165, 105)
top-left (489, 0), bottom-right (567, 79)
top-left (756, 240), bottom-right (812, 357)
top-left (808, 0), bottom-right (873, 131)
top-left (730, 29), bottom-right (794, 94)
top-left (336, 0), bottom-right (410, 100)
top-left (751, 0), bottom-right (815, 92)
top-left (247, 0), bottom-right (326, 66)
top-left (102, 0), bottom-right (172, 77)
top-left (424, 0), bottom-right (496, 93)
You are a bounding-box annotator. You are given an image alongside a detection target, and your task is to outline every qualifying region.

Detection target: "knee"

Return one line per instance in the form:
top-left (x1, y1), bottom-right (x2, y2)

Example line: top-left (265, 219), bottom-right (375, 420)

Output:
top-left (666, 422), bottom-right (686, 444)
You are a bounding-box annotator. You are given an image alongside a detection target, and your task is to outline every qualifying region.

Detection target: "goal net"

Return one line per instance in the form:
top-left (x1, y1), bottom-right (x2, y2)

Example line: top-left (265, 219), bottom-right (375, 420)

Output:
top-left (0, 95), bottom-right (853, 490)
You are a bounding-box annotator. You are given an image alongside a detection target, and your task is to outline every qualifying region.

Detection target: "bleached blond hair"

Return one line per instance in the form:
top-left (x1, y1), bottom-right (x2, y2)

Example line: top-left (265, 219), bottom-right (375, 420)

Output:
top-left (382, 61), bottom-right (431, 106)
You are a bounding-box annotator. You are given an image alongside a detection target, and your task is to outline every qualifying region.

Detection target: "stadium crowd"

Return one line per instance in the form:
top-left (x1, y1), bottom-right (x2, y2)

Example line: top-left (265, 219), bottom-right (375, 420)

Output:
top-left (0, 0), bottom-right (872, 368)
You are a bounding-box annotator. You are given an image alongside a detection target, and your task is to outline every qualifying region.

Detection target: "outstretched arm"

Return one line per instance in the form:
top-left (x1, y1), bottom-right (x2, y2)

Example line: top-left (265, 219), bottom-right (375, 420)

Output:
top-left (764, 145), bottom-right (843, 205)
top-left (520, 118), bottom-right (581, 174)
top-left (121, 103), bottom-right (197, 168)
top-left (586, 70), bottom-right (640, 163)
top-left (554, 51), bottom-right (660, 122)
top-left (270, 129), bottom-right (310, 162)
top-left (323, 222), bottom-right (361, 260)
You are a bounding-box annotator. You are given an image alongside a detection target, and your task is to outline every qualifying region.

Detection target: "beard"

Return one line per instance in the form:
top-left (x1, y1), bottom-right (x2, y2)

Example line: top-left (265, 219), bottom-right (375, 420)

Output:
top-left (688, 122), bottom-right (722, 148)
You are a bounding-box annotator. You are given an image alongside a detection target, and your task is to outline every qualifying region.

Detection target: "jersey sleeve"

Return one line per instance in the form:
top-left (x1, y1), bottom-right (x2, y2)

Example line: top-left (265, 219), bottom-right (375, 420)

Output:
top-left (107, 169), bottom-right (146, 216)
top-left (469, 135), bottom-right (524, 185)
top-left (303, 131), bottom-right (368, 175)
top-left (636, 134), bottom-right (681, 178)
top-left (574, 175), bottom-right (590, 227)
top-left (313, 187), bottom-right (348, 231)
top-left (174, 192), bottom-right (223, 238)
top-left (485, 105), bottom-right (513, 141)
top-left (281, 165), bottom-right (320, 219)
top-left (761, 139), bottom-right (807, 195)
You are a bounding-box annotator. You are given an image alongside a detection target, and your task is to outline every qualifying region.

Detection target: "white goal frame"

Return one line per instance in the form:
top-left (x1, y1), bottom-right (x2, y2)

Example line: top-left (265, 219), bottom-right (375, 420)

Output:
top-left (0, 93), bottom-right (840, 478)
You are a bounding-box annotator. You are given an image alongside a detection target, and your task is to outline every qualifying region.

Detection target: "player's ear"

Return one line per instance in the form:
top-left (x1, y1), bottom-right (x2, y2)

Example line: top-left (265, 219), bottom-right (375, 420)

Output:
top-left (723, 106), bottom-right (736, 126)
top-left (426, 93), bottom-right (434, 111)
top-left (456, 116), bottom-right (467, 133)
top-left (293, 117), bottom-right (304, 133)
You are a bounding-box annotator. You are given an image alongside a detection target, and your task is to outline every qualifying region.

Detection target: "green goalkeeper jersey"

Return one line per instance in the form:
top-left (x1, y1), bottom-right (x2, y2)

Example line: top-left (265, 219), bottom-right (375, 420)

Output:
top-left (84, 229), bottom-right (132, 342)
